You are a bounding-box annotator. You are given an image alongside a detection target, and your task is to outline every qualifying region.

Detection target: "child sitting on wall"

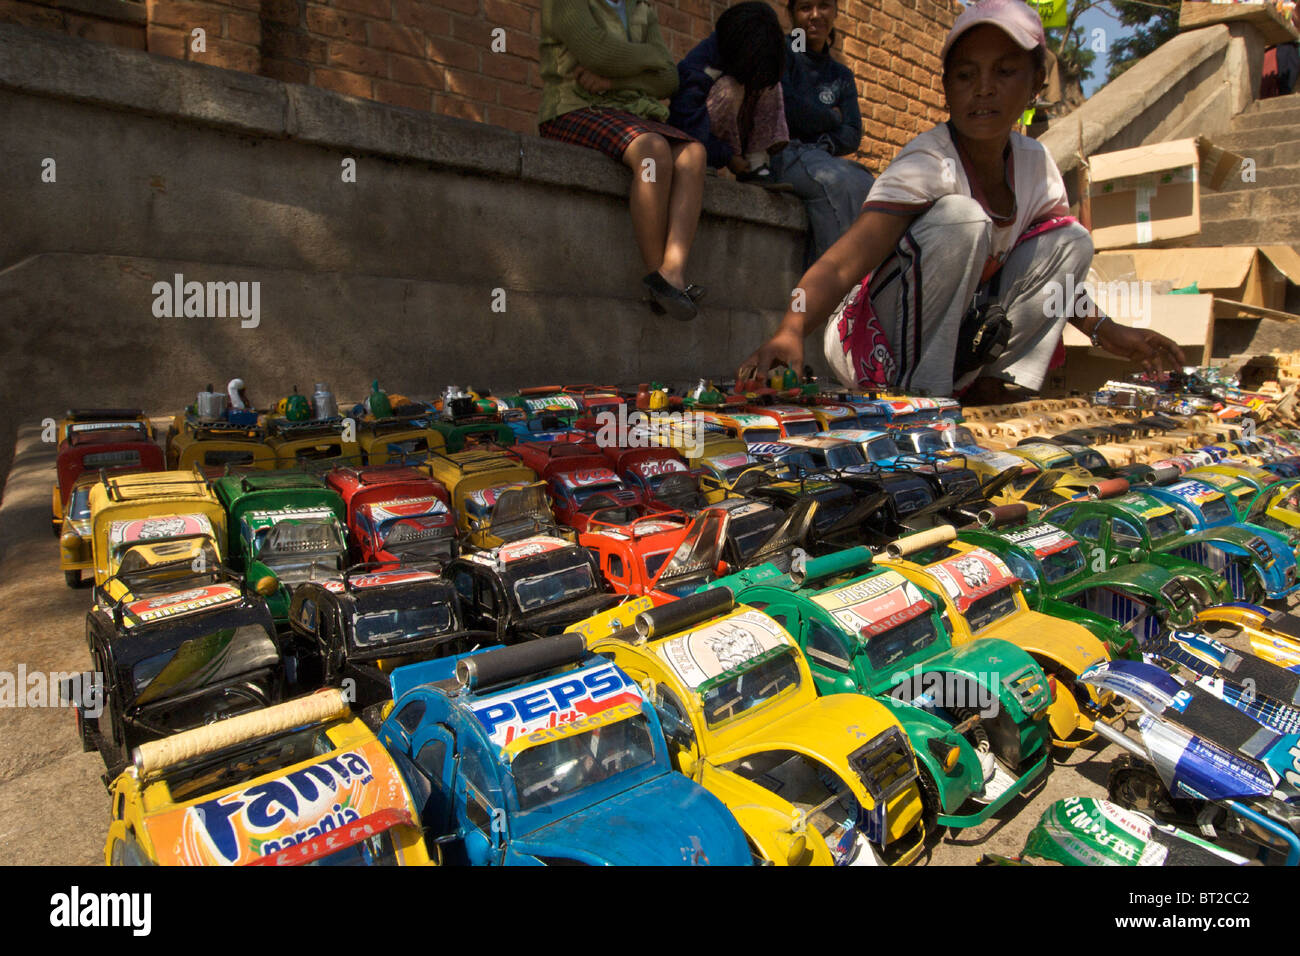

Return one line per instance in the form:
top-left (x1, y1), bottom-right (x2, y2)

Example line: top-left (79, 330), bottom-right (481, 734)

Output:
top-left (669, 2), bottom-right (790, 182)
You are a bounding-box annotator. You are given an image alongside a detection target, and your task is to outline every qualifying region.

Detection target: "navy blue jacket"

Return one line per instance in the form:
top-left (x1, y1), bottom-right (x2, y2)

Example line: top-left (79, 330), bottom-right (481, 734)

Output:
top-left (781, 36), bottom-right (863, 156)
top-left (668, 33), bottom-right (735, 169)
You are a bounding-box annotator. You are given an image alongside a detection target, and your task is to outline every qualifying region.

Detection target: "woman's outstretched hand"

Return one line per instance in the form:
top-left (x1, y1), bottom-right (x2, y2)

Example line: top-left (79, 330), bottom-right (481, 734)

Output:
top-left (1095, 321), bottom-right (1186, 375)
top-left (736, 321), bottom-right (805, 384)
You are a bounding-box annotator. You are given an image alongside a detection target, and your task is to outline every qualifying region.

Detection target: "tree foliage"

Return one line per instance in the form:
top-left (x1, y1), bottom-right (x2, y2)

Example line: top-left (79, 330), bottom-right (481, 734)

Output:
top-left (1106, 0), bottom-right (1180, 80)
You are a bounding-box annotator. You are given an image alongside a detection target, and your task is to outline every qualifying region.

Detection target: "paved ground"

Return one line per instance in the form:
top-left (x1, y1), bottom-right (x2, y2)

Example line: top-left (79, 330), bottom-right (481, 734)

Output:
top-left (10, 425), bottom-right (1262, 866)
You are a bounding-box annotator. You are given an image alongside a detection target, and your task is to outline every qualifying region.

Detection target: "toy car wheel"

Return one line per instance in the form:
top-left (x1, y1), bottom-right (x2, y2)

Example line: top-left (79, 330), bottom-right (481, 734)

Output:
top-left (64, 570), bottom-right (81, 588)
top-left (1107, 754), bottom-right (1198, 827)
top-left (917, 766), bottom-right (943, 841)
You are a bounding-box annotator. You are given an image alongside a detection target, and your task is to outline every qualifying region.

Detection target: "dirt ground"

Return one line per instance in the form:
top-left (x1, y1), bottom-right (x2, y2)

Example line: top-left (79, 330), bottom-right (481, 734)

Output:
top-left (0, 425), bottom-right (1218, 866)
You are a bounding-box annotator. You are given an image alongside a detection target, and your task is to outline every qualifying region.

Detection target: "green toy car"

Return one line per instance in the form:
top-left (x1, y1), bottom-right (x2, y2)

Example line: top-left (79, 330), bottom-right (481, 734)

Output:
top-left (703, 546), bottom-right (1053, 833)
top-left (212, 471), bottom-right (350, 620)
top-left (956, 504), bottom-right (1209, 660)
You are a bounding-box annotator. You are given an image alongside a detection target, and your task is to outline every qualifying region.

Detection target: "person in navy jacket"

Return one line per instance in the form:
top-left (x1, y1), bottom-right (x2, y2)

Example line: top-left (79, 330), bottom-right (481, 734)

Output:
top-left (772, 0), bottom-right (876, 266)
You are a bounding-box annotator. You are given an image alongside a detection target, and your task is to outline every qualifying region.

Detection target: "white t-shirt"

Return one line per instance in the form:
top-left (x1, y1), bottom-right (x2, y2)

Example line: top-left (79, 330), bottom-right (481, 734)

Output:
top-left (863, 123), bottom-right (1070, 282)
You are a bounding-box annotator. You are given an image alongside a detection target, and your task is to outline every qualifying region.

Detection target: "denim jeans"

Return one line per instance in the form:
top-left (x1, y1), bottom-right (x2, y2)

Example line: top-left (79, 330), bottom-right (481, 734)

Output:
top-left (770, 142), bottom-right (876, 266)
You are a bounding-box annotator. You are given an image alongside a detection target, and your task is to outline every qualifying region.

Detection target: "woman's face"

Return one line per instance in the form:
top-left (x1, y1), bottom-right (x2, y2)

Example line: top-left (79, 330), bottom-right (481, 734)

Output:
top-left (790, 0), bottom-right (836, 51)
top-left (943, 25), bottom-right (1042, 147)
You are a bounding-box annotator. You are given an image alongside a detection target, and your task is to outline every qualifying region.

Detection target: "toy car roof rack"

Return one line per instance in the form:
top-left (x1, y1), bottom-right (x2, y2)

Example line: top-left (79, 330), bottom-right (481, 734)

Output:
top-left (132, 688), bottom-right (350, 777)
top-left (183, 415), bottom-right (265, 440)
top-left (236, 470), bottom-right (325, 492)
top-left (99, 466), bottom-right (209, 500)
top-left (67, 426), bottom-right (151, 447)
top-left (65, 408), bottom-right (145, 421)
top-left (265, 417), bottom-right (346, 438)
top-left (454, 632), bottom-right (587, 691)
top-left (428, 448), bottom-right (518, 474)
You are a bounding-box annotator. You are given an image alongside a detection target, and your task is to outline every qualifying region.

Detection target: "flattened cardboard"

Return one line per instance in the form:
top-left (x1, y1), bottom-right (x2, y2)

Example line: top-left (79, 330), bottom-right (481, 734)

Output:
top-left (1061, 292), bottom-right (1214, 351)
top-left (1091, 246), bottom-right (1300, 318)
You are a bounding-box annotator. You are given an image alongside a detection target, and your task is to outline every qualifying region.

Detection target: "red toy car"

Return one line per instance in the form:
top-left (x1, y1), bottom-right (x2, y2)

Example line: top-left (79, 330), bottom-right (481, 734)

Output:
top-left (52, 427), bottom-right (164, 535)
top-left (325, 465), bottom-right (457, 570)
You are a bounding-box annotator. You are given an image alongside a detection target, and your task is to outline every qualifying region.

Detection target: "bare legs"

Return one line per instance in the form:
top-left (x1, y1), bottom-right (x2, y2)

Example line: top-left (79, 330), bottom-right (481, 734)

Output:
top-left (622, 134), bottom-right (706, 290)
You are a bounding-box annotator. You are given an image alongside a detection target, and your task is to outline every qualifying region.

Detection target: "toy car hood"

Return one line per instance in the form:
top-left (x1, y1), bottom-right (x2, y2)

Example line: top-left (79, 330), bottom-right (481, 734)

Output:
top-left (652, 608), bottom-right (793, 692)
top-left (924, 549), bottom-right (1019, 613)
top-left (628, 457), bottom-right (688, 481)
top-left (1078, 659), bottom-right (1283, 801)
top-left (511, 769), bottom-right (749, 865)
top-left (142, 738), bottom-right (417, 866)
top-left (1019, 797), bottom-right (1249, 866)
top-left (812, 571), bottom-right (933, 640)
top-left (109, 514), bottom-right (215, 550)
top-left (357, 495), bottom-right (450, 523)
top-left (554, 467), bottom-right (621, 490)
top-left (121, 583), bottom-right (245, 628)
top-left (243, 507), bottom-right (340, 534)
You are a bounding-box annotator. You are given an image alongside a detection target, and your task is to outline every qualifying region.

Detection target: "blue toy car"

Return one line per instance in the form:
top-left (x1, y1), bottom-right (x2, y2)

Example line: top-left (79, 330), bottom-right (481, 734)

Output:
top-left (378, 634), bottom-right (751, 865)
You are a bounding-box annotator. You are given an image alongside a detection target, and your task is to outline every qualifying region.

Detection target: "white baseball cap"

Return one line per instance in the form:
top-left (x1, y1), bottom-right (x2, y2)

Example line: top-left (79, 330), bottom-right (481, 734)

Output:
top-left (941, 0), bottom-right (1047, 65)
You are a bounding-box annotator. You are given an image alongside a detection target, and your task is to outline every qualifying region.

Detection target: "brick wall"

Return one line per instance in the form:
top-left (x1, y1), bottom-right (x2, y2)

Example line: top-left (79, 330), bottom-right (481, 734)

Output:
top-left (2, 0), bottom-right (955, 169)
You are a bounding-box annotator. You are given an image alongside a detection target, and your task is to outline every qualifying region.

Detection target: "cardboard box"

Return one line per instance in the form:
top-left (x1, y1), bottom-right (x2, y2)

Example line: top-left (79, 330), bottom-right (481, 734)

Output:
top-left (1082, 138), bottom-right (1244, 250)
top-left (1091, 246), bottom-right (1300, 320)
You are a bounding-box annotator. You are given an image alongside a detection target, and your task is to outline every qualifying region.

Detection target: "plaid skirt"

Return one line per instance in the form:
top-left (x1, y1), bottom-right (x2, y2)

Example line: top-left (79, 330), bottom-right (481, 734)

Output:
top-left (539, 107), bottom-right (696, 161)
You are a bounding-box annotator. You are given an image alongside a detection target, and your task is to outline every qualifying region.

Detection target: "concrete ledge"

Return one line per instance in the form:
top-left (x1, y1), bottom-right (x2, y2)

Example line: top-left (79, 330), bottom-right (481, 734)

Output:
top-left (0, 22), bottom-right (805, 232)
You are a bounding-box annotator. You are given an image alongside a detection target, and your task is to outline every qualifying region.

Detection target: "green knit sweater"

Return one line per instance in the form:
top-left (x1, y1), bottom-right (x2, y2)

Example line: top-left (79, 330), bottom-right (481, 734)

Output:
top-left (539, 0), bottom-right (679, 126)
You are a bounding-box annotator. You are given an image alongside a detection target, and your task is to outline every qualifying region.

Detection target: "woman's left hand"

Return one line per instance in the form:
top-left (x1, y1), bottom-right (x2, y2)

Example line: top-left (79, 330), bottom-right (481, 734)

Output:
top-left (1095, 320), bottom-right (1187, 374)
top-left (574, 66), bottom-right (613, 93)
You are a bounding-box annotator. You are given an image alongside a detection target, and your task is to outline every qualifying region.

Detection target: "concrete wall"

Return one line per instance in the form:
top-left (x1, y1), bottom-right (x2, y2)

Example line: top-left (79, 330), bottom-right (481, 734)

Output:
top-left (0, 22), bottom-right (818, 459)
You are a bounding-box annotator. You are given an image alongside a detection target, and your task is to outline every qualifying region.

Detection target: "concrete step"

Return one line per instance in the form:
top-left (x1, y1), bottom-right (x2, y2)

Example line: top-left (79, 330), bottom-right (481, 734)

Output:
top-left (1215, 125), bottom-right (1300, 151)
top-left (1217, 162), bottom-right (1300, 191)
top-left (1231, 103), bottom-right (1300, 131)
top-left (1178, 214), bottom-right (1300, 246)
top-left (1243, 92), bottom-right (1300, 114)
top-left (1201, 184), bottom-right (1300, 219)
top-left (1208, 134), bottom-right (1300, 169)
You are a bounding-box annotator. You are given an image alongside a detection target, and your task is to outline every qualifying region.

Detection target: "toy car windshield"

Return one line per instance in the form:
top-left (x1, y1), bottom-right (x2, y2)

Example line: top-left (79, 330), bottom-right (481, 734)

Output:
top-left (257, 521), bottom-right (346, 582)
top-left (381, 518), bottom-right (455, 561)
top-left (352, 602), bottom-right (454, 649)
top-left (117, 539), bottom-right (220, 591)
top-left (203, 449), bottom-right (260, 468)
top-left (571, 481), bottom-right (625, 506)
top-left (865, 437), bottom-right (901, 462)
top-left (856, 608), bottom-right (939, 672)
top-left (510, 713), bottom-right (657, 812)
top-left (653, 472), bottom-right (706, 509)
top-left (69, 487), bottom-right (92, 521)
top-left (1039, 545), bottom-right (1086, 584)
top-left (507, 555), bottom-right (599, 612)
top-left (963, 585), bottom-right (1019, 633)
top-left (1194, 496), bottom-right (1235, 523)
top-left (700, 646), bottom-right (801, 729)
top-left (729, 508), bottom-right (780, 563)
top-left (1145, 511), bottom-right (1184, 542)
